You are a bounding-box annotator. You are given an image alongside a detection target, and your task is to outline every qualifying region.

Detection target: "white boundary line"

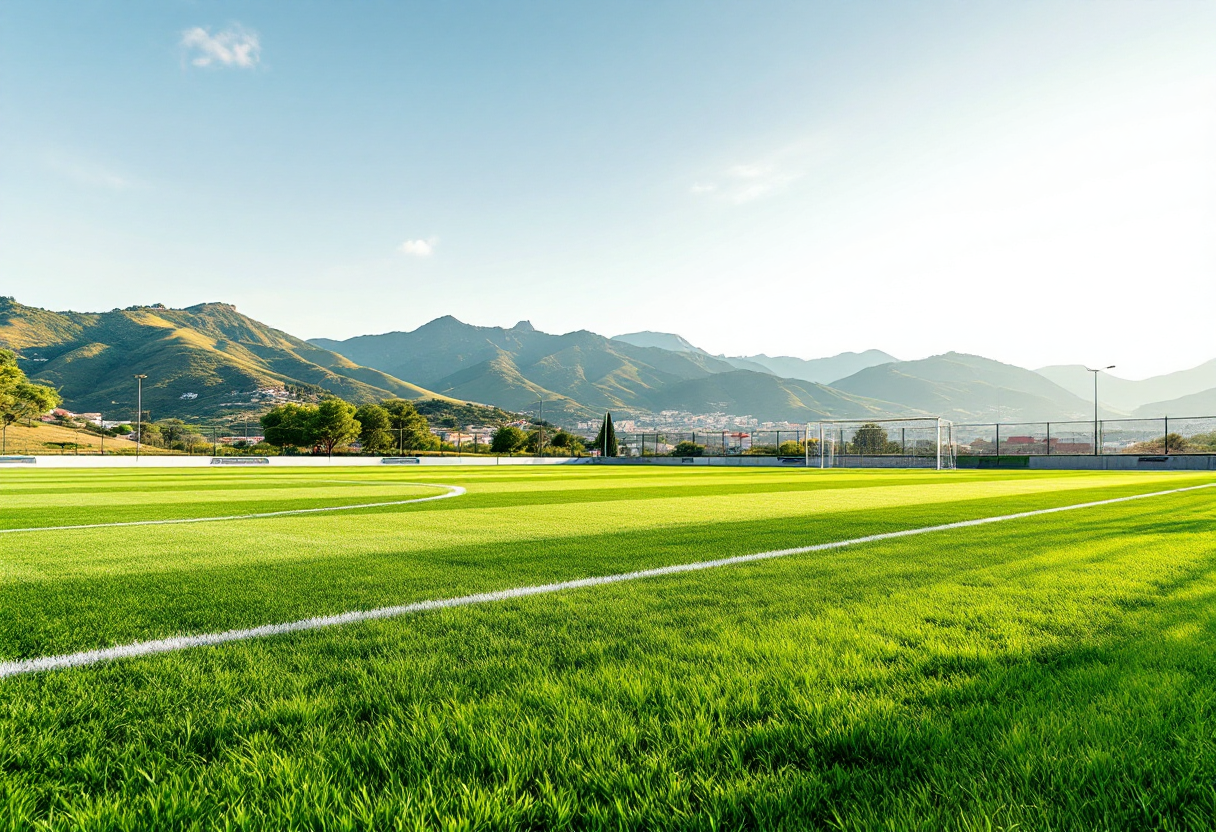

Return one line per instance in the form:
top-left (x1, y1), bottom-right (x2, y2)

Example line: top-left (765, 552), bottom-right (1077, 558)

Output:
top-left (0, 483), bottom-right (465, 535)
top-left (1, 481), bottom-right (1212, 679)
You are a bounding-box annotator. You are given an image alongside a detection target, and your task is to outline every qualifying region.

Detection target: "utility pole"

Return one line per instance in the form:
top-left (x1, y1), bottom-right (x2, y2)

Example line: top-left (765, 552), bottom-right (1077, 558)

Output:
top-left (134, 374), bottom-right (147, 459)
top-left (1085, 366), bottom-right (1115, 456)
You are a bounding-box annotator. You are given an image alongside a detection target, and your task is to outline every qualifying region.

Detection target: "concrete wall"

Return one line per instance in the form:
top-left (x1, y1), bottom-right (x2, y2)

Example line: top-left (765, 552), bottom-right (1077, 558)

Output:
top-left (597, 454), bottom-right (1216, 471)
top-left (0, 455), bottom-right (592, 469)
top-left (5, 453), bottom-right (1212, 471)
top-left (1028, 454), bottom-right (1216, 471)
top-left (594, 456), bottom-right (810, 468)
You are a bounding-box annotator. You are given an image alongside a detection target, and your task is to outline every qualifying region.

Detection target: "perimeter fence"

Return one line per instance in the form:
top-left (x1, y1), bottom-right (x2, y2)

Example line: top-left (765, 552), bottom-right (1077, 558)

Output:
top-left (6, 416), bottom-right (1216, 459)
top-left (615, 416), bottom-right (1216, 459)
top-left (953, 416), bottom-right (1216, 457)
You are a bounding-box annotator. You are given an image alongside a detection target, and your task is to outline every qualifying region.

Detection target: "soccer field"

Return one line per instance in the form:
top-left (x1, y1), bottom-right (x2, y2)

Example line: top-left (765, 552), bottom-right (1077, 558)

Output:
top-left (2, 466), bottom-right (1215, 829)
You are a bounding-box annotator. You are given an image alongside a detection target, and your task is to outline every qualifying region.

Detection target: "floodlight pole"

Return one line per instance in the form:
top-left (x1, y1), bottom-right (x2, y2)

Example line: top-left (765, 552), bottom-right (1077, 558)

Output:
top-left (1085, 365), bottom-right (1115, 456)
top-left (134, 374), bottom-right (147, 459)
top-left (819, 422), bottom-right (825, 469)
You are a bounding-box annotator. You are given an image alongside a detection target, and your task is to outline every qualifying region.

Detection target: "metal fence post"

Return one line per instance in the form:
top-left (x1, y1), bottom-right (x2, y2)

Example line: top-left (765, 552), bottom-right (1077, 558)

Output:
top-left (1165, 416), bottom-right (1170, 454)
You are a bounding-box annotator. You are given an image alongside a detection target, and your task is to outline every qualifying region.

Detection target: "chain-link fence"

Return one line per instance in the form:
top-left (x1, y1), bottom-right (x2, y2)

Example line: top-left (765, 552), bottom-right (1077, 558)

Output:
top-left (615, 417), bottom-right (1216, 460)
top-left (954, 416), bottom-right (1216, 456)
top-left (0, 423), bottom-right (244, 456)
top-left (615, 430), bottom-right (813, 458)
top-left (6, 415), bottom-right (1216, 459)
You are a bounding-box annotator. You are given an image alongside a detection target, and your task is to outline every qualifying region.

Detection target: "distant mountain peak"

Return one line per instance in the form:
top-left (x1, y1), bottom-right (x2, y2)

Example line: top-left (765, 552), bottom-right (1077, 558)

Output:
top-left (185, 302), bottom-right (237, 312)
top-left (612, 331), bottom-right (706, 354)
top-left (512, 320), bottom-right (535, 332)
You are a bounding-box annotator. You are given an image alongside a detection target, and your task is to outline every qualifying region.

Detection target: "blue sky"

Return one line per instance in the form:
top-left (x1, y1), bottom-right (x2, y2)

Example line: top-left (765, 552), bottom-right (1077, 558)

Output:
top-left (2, 1), bottom-right (1213, 378)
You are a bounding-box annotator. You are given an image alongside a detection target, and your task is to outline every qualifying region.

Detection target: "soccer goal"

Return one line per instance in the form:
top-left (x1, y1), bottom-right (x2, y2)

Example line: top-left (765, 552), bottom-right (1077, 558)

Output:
top-left (811, 417), bottom-right (956, 470)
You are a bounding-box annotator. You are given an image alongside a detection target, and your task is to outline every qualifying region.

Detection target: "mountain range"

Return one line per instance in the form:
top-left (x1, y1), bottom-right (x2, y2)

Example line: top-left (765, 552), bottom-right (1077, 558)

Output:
top-left (311, 318), bottom-right (890, 423)
top-left (611, 331), bottom-right (898, 383)
top-left (4, 296), bottom-right (1215, 427)
top-left (0, 298), bottom-right (443, 420)
top-left (1036, 362), bottom-right (1216, 417)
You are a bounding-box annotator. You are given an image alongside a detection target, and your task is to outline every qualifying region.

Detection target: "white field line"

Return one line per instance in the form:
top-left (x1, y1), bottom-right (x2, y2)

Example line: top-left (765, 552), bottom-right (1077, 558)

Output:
top-left (1, 481), bottom-right (1212, 679)
top-left (0, 483), bottom-right (465, 535)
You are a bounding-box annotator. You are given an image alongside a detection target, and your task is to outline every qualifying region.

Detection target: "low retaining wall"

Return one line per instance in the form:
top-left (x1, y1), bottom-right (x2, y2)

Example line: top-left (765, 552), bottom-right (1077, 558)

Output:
top-left (1027, 454), bottom-right (1216, 471)
top-left (600, 454), bottom-right (1216, 471)
top-left (7, 454), bottom-right (1213, 471)
top-left (594, 456), bottom-right (810, 467)
top-left (0, 455), bottom-right (593, 469)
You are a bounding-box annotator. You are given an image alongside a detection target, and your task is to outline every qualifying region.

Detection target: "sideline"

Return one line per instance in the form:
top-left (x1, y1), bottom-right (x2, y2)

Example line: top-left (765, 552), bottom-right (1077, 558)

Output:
top-left (0, 483), bottom-right (465, 534)
top-left (1, 481), bottom-right (1213, 678)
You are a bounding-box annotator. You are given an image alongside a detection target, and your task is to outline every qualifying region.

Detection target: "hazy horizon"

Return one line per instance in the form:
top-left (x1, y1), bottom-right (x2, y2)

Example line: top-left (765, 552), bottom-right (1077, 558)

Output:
top-left (3, 1), bottom-right (1213, 378)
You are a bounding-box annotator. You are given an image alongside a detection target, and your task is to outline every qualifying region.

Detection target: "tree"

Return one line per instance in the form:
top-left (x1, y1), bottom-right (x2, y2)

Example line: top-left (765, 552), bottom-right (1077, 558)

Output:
top-left (12, 381), bottom-right (60, 426)
top-left (491, 425), bottom-right (526, 454)
top-left (182, 431), bottom-right (208, 454)
top-left (593, 412), bottom-right (618, 457)
top-left (155, 418), bottom-right (201, 447)
top-left (0, 349), bottom-right (62, 452)
top-left (354, 403), bottom-right (394, 454)
top-left (261, 402), bottom-right (315, 451)
top-left (1187, 431), bottom-right (1216, 453)
top-left (778, 440), bottom-right (805, 456)
top-left (381, 399), bottom-right (435, 452)
top-left (852, 423), bottom-right (891, 455)
top-left (672, 440), bottom-right (704, 457)
top-left (136, 422), bottom-right (163, 447)
top-left (524, 428), bottom-right (543, 454)
top-left (310, 398), bottom-right (361, 456)
top-left (1164, 433), bottom-right (1188, 454)
top-left (547, 430), bottom-right (584, 456)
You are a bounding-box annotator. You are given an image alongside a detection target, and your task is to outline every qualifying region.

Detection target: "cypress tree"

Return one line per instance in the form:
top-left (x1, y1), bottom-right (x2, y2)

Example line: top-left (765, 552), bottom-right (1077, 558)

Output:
top-left (593, 411), bottom-right (618, 457)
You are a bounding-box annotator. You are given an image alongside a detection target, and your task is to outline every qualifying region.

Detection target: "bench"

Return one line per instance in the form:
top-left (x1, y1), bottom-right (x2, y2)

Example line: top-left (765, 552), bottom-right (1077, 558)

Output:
top-left (0, 456), bottom-right (36, 465)
top-left (210, 457), bottom-right (270, 465)
top-left (382, 457), bottom-right (421, 465)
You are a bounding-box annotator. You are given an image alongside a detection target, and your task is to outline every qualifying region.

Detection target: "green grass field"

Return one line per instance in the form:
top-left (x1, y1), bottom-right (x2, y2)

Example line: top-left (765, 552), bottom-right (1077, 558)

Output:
top-left (1, 465), bottom-right (1215, 830)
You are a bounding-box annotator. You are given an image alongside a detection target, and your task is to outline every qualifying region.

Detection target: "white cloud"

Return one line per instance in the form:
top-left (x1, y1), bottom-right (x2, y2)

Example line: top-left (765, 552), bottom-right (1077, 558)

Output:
top-left (45, 154), bottom-right (137, 190)
top-left (181, 25), bottom-right (260, 69)
top-left (399, 238), bottom-right (436, 257)
top-left (692, 134), bottom-right (836, 204)
top-left (692, 162), bottom-right (798, 204)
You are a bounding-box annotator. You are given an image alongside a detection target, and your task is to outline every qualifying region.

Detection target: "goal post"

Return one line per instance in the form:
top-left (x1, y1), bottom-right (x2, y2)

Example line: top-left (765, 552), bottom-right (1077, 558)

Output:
top-left (810, 417), bottom-right (956, 470)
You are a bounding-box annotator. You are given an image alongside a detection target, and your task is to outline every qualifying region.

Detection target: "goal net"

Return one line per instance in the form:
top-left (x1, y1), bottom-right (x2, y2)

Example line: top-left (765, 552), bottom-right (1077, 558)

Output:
top-left (813, 418), bottom-right (956, 470)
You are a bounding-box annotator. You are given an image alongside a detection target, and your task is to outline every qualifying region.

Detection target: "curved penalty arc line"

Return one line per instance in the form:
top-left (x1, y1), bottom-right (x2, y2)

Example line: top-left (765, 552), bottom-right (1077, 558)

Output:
top-left (0, 482), bottom-right (466, 535)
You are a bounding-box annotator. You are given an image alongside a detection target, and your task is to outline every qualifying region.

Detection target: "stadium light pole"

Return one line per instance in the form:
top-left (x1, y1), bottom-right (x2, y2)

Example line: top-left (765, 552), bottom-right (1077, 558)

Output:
top-left (532, 397), bottom-right (558, 455)
top-left (134, 374), bottom-right (147, 459)
top-left (1085, 366), bottom-right (1114, 456)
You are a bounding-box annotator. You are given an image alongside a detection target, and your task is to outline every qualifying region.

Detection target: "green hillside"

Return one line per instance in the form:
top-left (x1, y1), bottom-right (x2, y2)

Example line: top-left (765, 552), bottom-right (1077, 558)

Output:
top-left (832, 352), bottom-right (1107, 422)
top-left (313, 318), bottom-right (766, 421)
top-left (0, 298), bottom-right (447, 420)
top-left (314, 317), bottom-right (908, 422)
top-left (649, 370), bottom-right (898, 421)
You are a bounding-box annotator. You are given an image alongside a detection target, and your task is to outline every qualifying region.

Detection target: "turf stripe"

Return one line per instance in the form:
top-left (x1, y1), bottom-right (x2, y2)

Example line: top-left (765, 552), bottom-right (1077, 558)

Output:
top-left (2, 481), bottom-right (1211, 679)
top-left (0, 483), bottom-right (466, 534)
